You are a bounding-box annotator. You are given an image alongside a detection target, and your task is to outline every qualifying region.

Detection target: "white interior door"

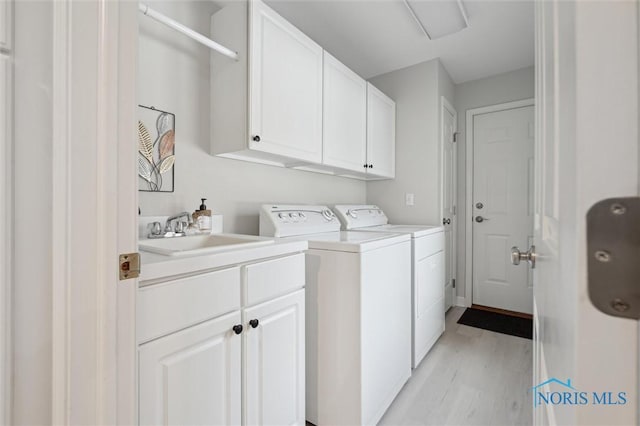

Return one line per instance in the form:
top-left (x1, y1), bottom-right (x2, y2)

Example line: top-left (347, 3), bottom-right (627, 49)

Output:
top-left (472, 104), bottom-right (534, 314)
top-left (533, 2), bottom-right (638, 425)
top-left (441, 99), bottom-right (456, 310)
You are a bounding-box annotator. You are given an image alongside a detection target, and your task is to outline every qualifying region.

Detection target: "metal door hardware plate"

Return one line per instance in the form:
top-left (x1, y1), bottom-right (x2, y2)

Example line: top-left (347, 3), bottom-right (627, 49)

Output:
top-left (119, 252), bottom-right (141, 280)
top-left (587, 197), bottom-right (640, 319)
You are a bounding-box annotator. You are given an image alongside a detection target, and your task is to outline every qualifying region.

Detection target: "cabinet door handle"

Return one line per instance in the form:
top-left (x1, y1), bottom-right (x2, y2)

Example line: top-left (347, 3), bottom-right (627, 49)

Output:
top-left (249, 319), bottom-right (259, 328)
top-left (368, 164), bottom-right (373, 168)
top-left (252, 135), bottom-right (261, 142)
top-left (232, 324), bottom-right (243, 335)
top-left (363, 164), bottom-right (368, 169)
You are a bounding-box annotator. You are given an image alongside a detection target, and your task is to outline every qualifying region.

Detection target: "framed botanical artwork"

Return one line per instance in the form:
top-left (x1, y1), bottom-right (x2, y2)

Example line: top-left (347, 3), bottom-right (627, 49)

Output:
top-left (137, 105), bottom-right (175, 192)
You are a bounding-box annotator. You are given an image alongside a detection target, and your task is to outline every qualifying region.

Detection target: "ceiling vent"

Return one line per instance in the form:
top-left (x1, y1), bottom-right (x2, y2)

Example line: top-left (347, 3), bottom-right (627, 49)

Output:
top-left (403, 0), bottom-right (470, 40)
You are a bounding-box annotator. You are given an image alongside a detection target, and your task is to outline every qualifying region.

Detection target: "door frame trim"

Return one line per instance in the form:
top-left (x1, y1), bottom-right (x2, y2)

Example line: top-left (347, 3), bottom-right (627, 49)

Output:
top-left (464, 98), bottom-right (535, 308)
top-left (0, 1), bottom-right (12, 422)
top-left (440, 95), bottom-right (457, 308)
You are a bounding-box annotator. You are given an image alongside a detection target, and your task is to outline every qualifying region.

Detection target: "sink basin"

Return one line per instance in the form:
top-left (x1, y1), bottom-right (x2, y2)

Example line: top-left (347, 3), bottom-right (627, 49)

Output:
top-left (139, 234), bottom-right (274, 256)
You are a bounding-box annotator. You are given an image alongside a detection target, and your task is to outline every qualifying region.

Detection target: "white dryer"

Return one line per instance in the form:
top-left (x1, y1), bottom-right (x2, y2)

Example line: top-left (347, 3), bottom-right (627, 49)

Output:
top-left (333, 204), bottom-right (445, 368)
top-left (259, 205), bottom-right (412, 426)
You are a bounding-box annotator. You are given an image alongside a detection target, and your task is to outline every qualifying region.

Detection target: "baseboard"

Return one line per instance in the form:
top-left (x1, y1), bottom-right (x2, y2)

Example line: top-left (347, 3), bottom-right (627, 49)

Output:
top-left (455, 296), bottom-right (466, 307)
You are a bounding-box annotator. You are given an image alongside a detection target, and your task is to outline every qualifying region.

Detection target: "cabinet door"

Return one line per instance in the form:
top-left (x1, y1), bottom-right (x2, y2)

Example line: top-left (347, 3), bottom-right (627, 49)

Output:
top-left (366, 83), bottom-right (396, 178)
top-left (139, 311), bottom-right (242, 426)
top-left (322, 52), bottom-right (367, 173)
top-left (244, 289), bottom-right (305, 426)
top-left (414, 250), bottom-right (445, 366)
top-left (249, 1), bottom-right (323, 163)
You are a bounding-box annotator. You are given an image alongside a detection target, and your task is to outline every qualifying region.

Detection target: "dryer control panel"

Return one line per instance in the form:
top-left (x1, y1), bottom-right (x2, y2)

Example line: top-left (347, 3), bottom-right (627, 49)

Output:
top-left (333, 205), bottom-right (389, 230)
top-left (259, 205), bottom-right (341, 237)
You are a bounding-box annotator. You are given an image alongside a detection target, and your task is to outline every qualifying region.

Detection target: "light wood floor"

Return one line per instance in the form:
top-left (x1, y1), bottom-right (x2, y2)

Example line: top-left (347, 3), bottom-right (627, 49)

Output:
top-left (379, 307), bottom-right (533, 426)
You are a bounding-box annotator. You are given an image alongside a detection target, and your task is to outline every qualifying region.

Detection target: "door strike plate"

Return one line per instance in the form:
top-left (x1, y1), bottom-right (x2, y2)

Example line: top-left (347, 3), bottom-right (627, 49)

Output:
top-left (119, 252), bottom-right (141, 280)
top-left (586, 197), bottom-right (640, 319)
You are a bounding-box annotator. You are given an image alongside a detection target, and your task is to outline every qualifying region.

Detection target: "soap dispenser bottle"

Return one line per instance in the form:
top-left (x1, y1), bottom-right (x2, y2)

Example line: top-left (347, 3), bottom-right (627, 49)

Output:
top-left (193, 198), bottom-right (212, 233)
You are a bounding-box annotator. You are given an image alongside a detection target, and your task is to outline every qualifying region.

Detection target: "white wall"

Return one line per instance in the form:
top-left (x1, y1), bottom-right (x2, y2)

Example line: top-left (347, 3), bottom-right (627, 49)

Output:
top-left (454, 66), bottom-right (535, 299)
top-left (12, 1), bottom-right (53, 424)
top-left (366, 59), bottom-right (453, 226)
top-left (138, 1), bottom-right (365, 234)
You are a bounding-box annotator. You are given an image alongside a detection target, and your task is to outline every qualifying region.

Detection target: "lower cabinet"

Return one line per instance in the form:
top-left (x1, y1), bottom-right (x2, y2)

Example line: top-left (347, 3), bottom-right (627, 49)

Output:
top-left (244, 290), bottom-right (305, 426)
top-left (138, 254), bottom-right (305, 425)
top-left (139, 311), bottom-right (242, 425)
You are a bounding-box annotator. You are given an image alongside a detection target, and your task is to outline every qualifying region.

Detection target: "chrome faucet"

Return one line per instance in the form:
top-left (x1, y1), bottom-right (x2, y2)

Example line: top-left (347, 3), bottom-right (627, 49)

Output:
top-left (165, 212), bottom-right (193, 232)
top-left (148, 212), bottom-right (193, 239)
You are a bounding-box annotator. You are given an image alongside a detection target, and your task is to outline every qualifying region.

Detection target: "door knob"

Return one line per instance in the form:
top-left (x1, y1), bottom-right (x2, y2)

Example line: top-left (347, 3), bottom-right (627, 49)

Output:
top-left (252, 135), bottom-right (261, 142)
top-left (249, 319), bottom-right (259, 328)
top-left (442, 218), bottom-right (451, 225)
top-left (232, 324), bottom-right (243, 335)
top-left (511, 245), bottom-right (536, 268)
top-left (475, 216), bottom-right (489, 223)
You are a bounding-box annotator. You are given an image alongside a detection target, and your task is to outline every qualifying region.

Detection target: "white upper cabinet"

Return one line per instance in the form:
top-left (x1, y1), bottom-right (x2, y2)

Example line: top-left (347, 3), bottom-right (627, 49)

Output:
top-left (211, 0), bottom-right (396, 180)
top-left (249, 1), bottom-right (323, 163)
top-left (322, 51), bottom-right (367, 173)
top-left (366, 83), bottom-right (396, 179)
top-left (211, 0), bottom-right (323, 166)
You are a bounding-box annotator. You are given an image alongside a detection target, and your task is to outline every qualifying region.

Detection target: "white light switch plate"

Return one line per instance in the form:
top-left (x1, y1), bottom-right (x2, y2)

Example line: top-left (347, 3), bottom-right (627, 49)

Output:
top-left (405, 193), bottom-right (415, 206)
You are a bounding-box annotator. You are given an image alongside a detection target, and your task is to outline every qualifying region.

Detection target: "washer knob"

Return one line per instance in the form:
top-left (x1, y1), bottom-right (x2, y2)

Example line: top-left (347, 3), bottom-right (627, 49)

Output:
top-left (322, 209), bottom-right (334, 221)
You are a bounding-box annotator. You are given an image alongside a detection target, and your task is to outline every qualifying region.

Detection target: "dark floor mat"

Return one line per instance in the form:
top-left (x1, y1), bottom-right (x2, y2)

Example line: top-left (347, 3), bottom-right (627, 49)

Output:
top-left (457, 308), bottom-right (532, 339)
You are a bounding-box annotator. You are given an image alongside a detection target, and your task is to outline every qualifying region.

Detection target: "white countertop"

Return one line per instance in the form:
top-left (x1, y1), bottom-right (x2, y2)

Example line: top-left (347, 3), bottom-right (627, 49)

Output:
top-left (279, 231), bottom-right (411, 253)
top-left (139, 236), bottom-right (308, 283)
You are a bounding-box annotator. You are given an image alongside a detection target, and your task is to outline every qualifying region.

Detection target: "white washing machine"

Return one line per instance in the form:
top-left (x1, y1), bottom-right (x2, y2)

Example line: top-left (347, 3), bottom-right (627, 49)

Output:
top-left (333, 204), bottom-right (445, 368)
top-left (259, 205), bottom-right (412, 426)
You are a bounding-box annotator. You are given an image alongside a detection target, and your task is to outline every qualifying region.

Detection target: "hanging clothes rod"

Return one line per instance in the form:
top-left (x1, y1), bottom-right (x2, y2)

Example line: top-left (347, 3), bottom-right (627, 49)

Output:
top-left (138, 3), bottom-right (239, 61)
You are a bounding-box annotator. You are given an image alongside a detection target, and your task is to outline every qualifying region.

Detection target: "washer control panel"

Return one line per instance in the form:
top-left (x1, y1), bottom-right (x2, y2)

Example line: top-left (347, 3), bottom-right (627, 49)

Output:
top-left (333, 205), bottom-right (388, 230)
top-left (260, 205), bottom-right (341, 237)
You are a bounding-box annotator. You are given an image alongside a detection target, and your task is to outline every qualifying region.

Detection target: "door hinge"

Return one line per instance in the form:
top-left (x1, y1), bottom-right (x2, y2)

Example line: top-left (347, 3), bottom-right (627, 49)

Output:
top-left (587, 197), bottom-right (640, 319)
top-left (452, 279), bottom-right (456, 289)
top-left (119, 252), bottom-right (140, 280)
top-left (453, 132), bottom-right (459, 143)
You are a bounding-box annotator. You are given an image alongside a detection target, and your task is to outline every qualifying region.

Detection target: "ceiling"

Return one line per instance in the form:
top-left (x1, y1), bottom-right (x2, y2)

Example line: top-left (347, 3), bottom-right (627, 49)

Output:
top-left (264, 0), bottom-right (534, 84)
